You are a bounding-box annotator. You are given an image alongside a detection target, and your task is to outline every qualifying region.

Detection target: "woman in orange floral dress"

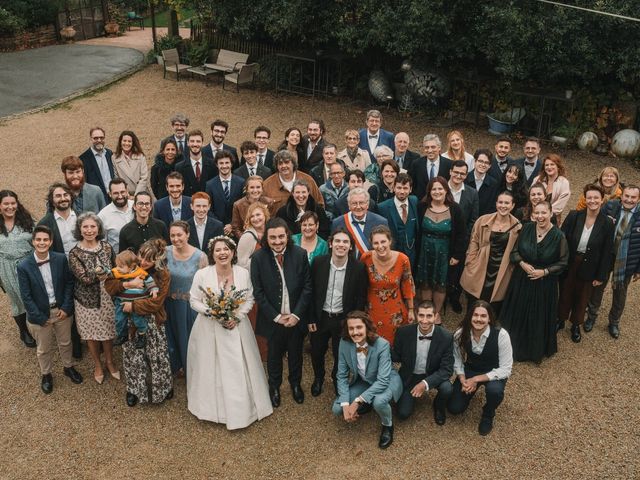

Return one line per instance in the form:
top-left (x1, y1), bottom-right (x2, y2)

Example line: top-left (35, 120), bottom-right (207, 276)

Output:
top-left (361, 225), bottom-right (415, 345)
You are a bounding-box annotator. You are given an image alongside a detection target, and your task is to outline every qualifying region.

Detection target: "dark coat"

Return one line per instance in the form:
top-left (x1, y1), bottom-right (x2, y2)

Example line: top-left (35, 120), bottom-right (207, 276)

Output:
top-left (417, 200), bottom-right (468, 261)
top-left (233, 162), bottom-right (271, 180)
top-left (79, 147), bottom-right (115, 202)
top-left (204, 174), bottom-right (245, 225)
top-left (175, 157), bottom-right (218, 197)
top-left (466, 171), bottom-right (498, 216)
top-left (187, 215), bottom-right (224, 251)
top-left (276, 195), bottom-right (331, 240)
top-left (37, 212), bottom-right (65, 254)
top-left (152, 195), bottom-right (194, 228)
top-left (150, 155), bottom-right (177, 199)
top-left (377, 195), bottom-right (419, 265)
top-left (409, 156), bottom-right (453, 201)
top-left (299, 136), bottom-right (326, 172)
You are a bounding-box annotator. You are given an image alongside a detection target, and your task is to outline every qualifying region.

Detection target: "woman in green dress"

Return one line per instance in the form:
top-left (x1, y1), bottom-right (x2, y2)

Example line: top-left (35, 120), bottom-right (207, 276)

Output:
top-left (0, 190), bottom-right (36, 347)
top-left (292, 211), bottom-right (328, 265)
top-left (415, 177), bottom-right (467, 322)
top-left (499, 201), bottom-right (568, 363)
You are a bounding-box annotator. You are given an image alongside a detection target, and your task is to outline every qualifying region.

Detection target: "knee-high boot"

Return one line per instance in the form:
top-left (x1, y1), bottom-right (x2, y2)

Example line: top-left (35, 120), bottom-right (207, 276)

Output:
top-left (14, 313), bottom-right (36, 348)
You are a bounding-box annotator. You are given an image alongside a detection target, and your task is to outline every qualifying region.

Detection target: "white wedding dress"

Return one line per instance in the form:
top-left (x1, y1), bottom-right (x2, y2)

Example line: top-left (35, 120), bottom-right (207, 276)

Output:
top-left (187, 265), bottom-right (273, 429)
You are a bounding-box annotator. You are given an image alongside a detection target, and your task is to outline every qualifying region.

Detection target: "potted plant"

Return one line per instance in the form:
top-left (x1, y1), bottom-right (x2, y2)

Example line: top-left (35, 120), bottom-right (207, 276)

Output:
top-left (105, 1), bottom-right (124, 36)
top-left (59, 2), bottom-right (76, 42)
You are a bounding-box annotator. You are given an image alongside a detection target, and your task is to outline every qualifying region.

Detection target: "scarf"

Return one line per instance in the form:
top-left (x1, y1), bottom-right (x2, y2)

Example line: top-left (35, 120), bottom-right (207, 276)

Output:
top-left (612, 212), bottom-right (636, 288)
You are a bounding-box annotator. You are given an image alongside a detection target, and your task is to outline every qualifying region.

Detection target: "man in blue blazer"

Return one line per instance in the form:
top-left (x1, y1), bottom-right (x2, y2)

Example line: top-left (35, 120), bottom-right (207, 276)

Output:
top-left (17, 225), bottom-right (82, 394)
top-left (488, 136), bottom-right (514, 180)
top-left (377, 173), bottom-right (419, 266)
top-left (409, 134), bottom-right (452, 201)
top-left (332, 311), bottom-right (402, 449)
top-left (205, 151), bottom-right (245, 233)
top-left (465, 149), bottom-right (498, 216)
top-left (392, 302), bottom-right (454, 424)
top-left (201, 119), bottom-right (239, 167)
top-left (79, 126), bottom-right (115, 203)
top-left (331, 187), bottom-right (388, 258)
top-left (358, 110), bottom-right (395, 159)
top-left (152, 172), bottom-right (193, 229)
top-left (186, 192), bottom-right (224, 251)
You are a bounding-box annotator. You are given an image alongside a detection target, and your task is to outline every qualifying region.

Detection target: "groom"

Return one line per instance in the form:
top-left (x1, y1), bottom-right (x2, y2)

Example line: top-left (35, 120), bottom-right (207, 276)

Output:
top-left (251, 218), bottom-right (312, 407)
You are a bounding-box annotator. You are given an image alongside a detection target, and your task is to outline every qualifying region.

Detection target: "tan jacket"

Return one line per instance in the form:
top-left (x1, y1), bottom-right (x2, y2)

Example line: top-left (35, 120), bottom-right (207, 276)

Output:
top-left (460, 212), bottom-right (521, 302)
top-left (231, 195), bottom-right (276, 238)
top-left (113, 153), bottom-right (150, 197)
top-left (262, 171), bottom-right (324, 213)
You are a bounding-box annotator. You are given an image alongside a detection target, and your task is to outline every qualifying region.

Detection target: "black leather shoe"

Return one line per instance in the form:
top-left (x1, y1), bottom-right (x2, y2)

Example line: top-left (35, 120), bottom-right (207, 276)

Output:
top-left (608, 324), bottom-right (620, 339)
top-left (433, 407), bottom-right (446, 426)
top-left (478, 416), bottom-right (493, 436)
top-left (41, 374), bottom-right (53, 394)
top-left (126, 392), bottom-right (139, 407)
top-left (269, 387), bottom-right (281, 408)
top-left (64, 366), bottom-right (83, 384)
top-left (570, 325), bottom-right (581, 343)
top-left (356, 402), bottom-right (373, 415)
top-left (292, 384), bottom-right (305, 404)
top-left (379, 425), bottom-right (394, 449)
top-left (583, 318), bottom-right (595, 333)
top-left (556, 320), bottom-right (566, 332)
top-left (21, 330), bottom-right (36, 348)
top-left (449, 296), bottom-right (463, 314)
top-left (311, 378), bottom-right (323, 397)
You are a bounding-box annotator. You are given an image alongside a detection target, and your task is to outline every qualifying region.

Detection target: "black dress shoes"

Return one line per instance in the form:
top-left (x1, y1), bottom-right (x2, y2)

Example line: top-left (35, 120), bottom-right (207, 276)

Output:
top-left (311, 378), bottom-right (323, 397)
top-left (608, 324), bottom-right (620, 339)
top-left (126, 392), bottom-right (139, 407)
top-left (269, 387), bottom-right (281, 408)
top-left (556, 320), bottom-right (566, 332)
top-left (449, 296), bottom-right (463, 314)
top-left (433, 406), bottom-right (446, 426)
top-left (292, 385), bottom-right (305, 404)
top-left (478, 416), bottom-right (493, 436)
top-left (570, 325), bottom-right (581, 343)
top-left (63, 366), bottom-right (83, 384)
top-left (583, 318), bottom-right (595, 333)
top-left (21, 330), bottom-right (36, 348)
top-left (378, 425), bottom-right (394, 449)
top-left (41, 374), bottom-right (53, 394)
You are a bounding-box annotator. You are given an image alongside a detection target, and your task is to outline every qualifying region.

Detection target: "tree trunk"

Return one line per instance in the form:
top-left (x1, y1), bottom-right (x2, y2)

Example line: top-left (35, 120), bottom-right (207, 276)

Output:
top-left (168, 9), bottom-right (179, 37)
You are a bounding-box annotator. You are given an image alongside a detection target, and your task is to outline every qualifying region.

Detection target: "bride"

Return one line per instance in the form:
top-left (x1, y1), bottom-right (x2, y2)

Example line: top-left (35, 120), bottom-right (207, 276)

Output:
top-left (187, 236), bottom-right (273, 429)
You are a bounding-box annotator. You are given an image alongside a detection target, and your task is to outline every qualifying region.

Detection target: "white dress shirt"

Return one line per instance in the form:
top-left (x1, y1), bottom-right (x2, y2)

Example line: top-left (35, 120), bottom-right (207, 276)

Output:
top-left (54, 210), bottom-right (78, 256)
top-left (273, 249), bottom-right (294, 323)
top-left (427, 158), bottom-right (440, 181)
top-left (394, 196), bottom-right (409, 220)
top-left (453, 327), bottom-right (513, 381)
top-left (356, 343), bottom-right (367, 379)
top-left (449, 181), bottom-right (465, 204)
top-left (367, 130), bottom-right (378, 154)
top-left (413, 327), bottom-right (432, 376)
top-left (474, 171), bottom-right (486, 191)
top-left (576, 224), bottom-right (593, 253)
top-left (91, 147), bottom-right (113, 190)
top-left (194, 217), bottom-right (207, 250)
top-left (322, 258), bottom-right (347, 313)
top-left (190, 157), bottom-right (202, 178)
top-left (35, 253), bottom-right (56, 303)
top-left (98, 200), bottom-right (134, 252)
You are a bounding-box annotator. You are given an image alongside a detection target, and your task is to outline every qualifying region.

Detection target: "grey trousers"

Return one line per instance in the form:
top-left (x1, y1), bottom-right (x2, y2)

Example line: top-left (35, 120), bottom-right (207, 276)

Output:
top-left (587, 273), bottom-right (632, 327)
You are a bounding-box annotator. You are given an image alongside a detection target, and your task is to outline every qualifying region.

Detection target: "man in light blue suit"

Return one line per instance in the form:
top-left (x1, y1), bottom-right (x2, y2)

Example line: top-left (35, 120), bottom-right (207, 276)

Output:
top-left (331, 187), bottom-right (388, 258)
top-left (358, 109), bottom-right (395, 159)
top-left (332, 311), bottom-right (402, 449)
top-left (377, 173), bottom-right (419, 267)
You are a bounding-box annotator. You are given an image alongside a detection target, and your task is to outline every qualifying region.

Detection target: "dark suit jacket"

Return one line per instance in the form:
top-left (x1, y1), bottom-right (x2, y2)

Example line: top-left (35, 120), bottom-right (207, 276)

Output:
top-left (161, 134), bottom-right (189, 163)
top-left (561, 209), bottom-right (615, 281)
top-left (417, 201), bottom-right (468, 261)
top-left (152, 195), bottom-right (193, 228)
top-left (409, 156), bottom-right (453, 201)
top-left (392, 324), bottom-right (454, 389)
top-left (37, 212), bottom-right (65, 254)
top-left (205, 175), bottom-right (245, 225)
top-left (377, 195), bottom-right (419, 264)
top-left (233, 163), bottom-right (271, 180)
top-left (455, 185), bottom-right (480, 235)
top-left (331, 212), bottom-right (389, 251)
top-left (514, 157), bottom-right (542, 186)
top-left (187, 215), bottom-right (224, 251)
top-left (488, 156), bottom-right (514, 180)
top-left (358, 127), bottom-right (395, 158)
top-left (466, 172), bottom-right (498, 216)
top-left (202, 143), bottom-right (239, 167)
top-left (299, 136), bottom-right (326, 172)
top-left (310, 255), bottom-right (368, 330)
top-left (17, 252), bottom-right (75, 325)
top-left (241, 149), bottom-right (275, 172)
top-left (79, 147), bottom-right (115, 202)
top-left (394, 149), bottom-right (420, 172)
top-left (175, 157), bottom-right (217, 197)
top-left (250, 244), bottom-right (312, 338)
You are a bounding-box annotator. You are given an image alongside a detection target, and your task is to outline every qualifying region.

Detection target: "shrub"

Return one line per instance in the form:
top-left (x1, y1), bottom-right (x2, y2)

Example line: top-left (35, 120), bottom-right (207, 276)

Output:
top-left (2, 0), bottom-right (56, 29)
top-left (0, 7), bottom-right (25, 36)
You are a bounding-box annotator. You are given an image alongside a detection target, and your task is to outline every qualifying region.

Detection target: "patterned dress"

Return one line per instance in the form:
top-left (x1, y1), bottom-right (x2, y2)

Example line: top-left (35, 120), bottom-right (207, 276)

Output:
top-left (0, 226), bottom-right (33, 316)
top-left (68, 241), bottom-right (116, 341)
top-left (362, 251), bottom-right (415, 345)
top-left (416, 212), bottom-right (452, 291)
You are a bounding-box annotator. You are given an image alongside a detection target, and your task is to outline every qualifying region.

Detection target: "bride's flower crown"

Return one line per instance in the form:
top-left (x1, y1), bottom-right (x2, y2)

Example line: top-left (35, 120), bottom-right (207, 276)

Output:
top-left (207, 235), bottom-right (237, 250)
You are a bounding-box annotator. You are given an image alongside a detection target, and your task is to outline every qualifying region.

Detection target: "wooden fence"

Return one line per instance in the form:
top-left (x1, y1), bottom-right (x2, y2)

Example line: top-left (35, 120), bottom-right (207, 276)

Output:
top-left (190, 22), bottom-right (289, 60)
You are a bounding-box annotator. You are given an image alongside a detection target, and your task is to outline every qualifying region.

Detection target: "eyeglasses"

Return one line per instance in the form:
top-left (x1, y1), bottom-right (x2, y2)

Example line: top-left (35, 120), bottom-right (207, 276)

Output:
top-left (476, 160), bottom-right (491, 165)
top-left (346, 136), bottom-right (358, 140)
top-left (212, 129), bottom-right (227, 134)
top-left (91, 136), bottom-right (105, 140)
top-left (330, 171), bottom-right (345, 176)
top-left (135, 202), bottom-right (151, 207)
top-left (451, 171), bottom-right (466, 176)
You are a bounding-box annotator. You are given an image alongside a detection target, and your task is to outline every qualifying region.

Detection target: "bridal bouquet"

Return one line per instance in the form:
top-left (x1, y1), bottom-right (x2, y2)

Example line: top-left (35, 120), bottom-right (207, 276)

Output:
top-left (200, 283), bottom-right (248, 326)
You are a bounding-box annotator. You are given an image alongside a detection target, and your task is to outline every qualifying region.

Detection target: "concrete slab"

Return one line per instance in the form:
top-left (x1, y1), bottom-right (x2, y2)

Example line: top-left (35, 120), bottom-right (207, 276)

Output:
top-left (0, 44), bottom-right (144, 118)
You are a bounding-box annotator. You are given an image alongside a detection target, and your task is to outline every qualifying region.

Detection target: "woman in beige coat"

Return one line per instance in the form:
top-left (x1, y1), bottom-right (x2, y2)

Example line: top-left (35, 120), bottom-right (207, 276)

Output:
top-left (113, 130), bottom-right (150, 197)
top-left (460, 191), bottom-right (521, 316)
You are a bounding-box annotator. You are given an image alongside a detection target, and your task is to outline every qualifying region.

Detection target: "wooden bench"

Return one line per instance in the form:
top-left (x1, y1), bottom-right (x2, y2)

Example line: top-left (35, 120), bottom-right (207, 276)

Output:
top-left (204, 49), bottom-right (249, 73)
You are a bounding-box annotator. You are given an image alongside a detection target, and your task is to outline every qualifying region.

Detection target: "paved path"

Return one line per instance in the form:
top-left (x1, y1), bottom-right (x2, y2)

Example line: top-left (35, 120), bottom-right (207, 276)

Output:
top-left (0, 44), bottom-right (144, 118)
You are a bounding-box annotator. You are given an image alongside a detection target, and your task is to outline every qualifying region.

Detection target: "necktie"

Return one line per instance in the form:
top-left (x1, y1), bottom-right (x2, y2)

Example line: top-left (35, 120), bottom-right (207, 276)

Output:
top-left (276, 253), bottom-right (284, 268)
top-left (223, 180), bottom-right (230, 201)
top-left (429, 162), bottom-right (435, 181)
top-left (258, 154), bottom-right (264, 166)
top-left (418, 335), bottom-right (432, 341)
top-left (401, 203), bottom-right (408, 224)
top-left (396, 156), bottom-right (403, 169)
top-left (37, 259), bottom-right (50, 267)
top-left (195, 161), bottom-right (201, 182)
top-left (178, 140), bottom-right (184, 153)
top-left (249, 167), bottom-right (255, 177)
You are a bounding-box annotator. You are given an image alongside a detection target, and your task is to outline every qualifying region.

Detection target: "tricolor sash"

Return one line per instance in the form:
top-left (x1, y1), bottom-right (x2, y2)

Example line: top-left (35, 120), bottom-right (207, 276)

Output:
top-left (344, 214), bottom-right (369, 256)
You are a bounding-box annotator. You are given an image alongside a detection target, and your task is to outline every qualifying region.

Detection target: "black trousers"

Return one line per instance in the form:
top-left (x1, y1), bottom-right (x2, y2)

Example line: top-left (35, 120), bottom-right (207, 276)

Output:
top-left (447, 371), bottom-right (507, 419)
top-left (447, 256), bottom-right (466, 301)
top-left (267, 323), bottom-right (304, 389)
top-left (310, 312), bottom-right (344, 383)
top-left (397, 373), bottom-right (453, 420)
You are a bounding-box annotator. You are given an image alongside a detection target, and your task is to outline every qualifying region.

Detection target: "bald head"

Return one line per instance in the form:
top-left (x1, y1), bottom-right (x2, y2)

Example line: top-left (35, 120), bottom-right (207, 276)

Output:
top-left (395, 132), bottom-right (410, 154)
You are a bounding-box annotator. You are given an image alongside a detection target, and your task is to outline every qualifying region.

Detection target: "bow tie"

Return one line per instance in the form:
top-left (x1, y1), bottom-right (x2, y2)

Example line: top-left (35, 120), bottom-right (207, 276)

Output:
top-left (419, 335), bottom-right (432, 341)
top-left (525, 162), bottom-right (535, 167)
top-left (368, 134), bottom-right (378, 139)
top-left (356, 345), bottom-right (368, 355)
top-left (353, 220), bottom-right (365, 226)
top-left (498, 161), bottom-right (507, 166)
top-left (37, 259), bottom-right (50, 267)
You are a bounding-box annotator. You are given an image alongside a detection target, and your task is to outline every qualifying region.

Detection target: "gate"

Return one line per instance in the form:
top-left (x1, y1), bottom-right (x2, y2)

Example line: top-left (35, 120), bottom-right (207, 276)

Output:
top-left (57, 0), bottom-right (108, 40)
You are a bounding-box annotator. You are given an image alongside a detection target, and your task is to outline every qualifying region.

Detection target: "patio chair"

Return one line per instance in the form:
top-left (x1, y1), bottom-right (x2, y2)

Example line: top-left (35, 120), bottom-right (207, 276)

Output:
top-left (127, 11), bottom-right (144, 30)
top-left (223, 63), bottom-right (258, 92)
top-left (162, 48), bottom-right (191, 81)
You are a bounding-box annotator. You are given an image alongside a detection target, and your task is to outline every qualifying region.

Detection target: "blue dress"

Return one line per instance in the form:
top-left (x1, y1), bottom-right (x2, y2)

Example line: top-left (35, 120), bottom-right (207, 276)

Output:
top-left (165, 246), bottom-right (207, 374)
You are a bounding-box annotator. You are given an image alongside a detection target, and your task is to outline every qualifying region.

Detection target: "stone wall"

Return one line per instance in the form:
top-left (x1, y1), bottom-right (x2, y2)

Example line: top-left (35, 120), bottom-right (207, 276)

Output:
top-left (0, 25), bottom-right (58, 52)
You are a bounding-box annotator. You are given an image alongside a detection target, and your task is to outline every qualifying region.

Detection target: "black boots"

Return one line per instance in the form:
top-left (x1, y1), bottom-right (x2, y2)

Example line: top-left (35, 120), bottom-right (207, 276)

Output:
top-left (14, 314), bottom-right (35, 348)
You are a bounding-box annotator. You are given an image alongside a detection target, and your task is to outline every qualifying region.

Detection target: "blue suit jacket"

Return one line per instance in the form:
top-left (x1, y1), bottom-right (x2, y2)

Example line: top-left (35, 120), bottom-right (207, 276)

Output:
top-left (377, 195), bottom-right (419, 264)
top-left (336, 337), bottom-right (402, 405)
top-left (79, 147), bottom-right (115, 202)
top-left (17, 252), bottom-right (75, 326)
top-left (358, 128), bottom-right (395, 158)
top-left (205, 175), bottom-right (245, 225)
top-left (331, 212), bottom-right (388, 252)
top-left (152, 195), bottom-right (193, 228)
top-left (514, 157), bottom-right (542, 187)
top-left (187, 215), bottom-right (224, 251)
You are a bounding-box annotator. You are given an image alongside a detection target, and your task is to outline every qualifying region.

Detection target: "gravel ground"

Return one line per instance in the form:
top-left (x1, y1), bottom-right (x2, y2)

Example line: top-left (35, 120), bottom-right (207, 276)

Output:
top-left (0, 66), bottom-right (638, 480)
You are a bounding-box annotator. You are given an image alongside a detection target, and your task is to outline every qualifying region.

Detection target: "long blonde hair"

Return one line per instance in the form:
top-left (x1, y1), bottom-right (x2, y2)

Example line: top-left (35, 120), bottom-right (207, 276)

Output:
top-left (445, 130), bottom-right (468, 160)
